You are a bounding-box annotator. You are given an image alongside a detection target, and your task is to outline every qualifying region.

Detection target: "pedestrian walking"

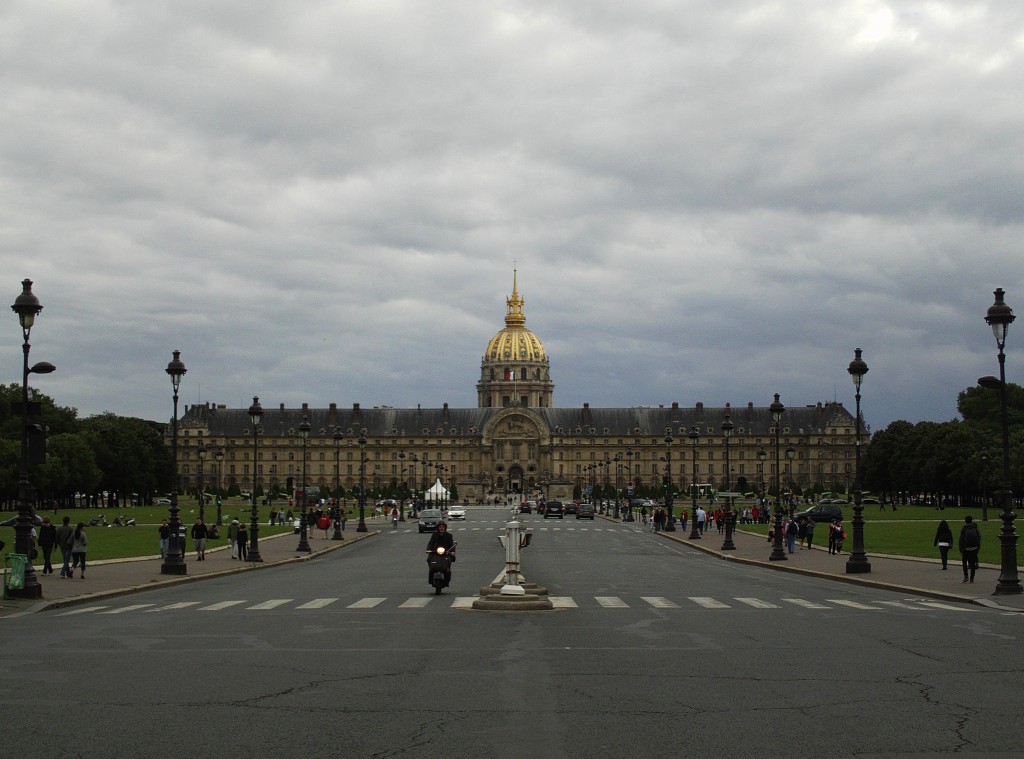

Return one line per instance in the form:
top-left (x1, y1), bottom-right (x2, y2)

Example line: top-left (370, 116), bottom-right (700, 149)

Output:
top-left (55, 516), bottom-right (74, 578)
top-left (228, 518), bottom-right (240, 559)
top-left (71, 522), bottom-right (88, 579)
top-left (190, 518), bottom-right (208, 560)
top-left (236, 521), bottom-right (248, 561)
top-left (958, 515), bottom-right (981, 583)
top-left (804, 517), bottom-right (815, 549)
top-left (318, 512), bottom-right (332, 537)
top-left (680, 509), bottom-right (688, 533)
top-left (828, 518), bottom-right (844, 555)
top-left (785, 517), bottom-right (798, 553)
top-left (696, 506), bottom-right (707, 533)
top-left (933, 519), bottom-right (953, 570)
top-left (38, 516), bottom-right (57, 575)
top-left (158, 519), bottom-right (170, 559)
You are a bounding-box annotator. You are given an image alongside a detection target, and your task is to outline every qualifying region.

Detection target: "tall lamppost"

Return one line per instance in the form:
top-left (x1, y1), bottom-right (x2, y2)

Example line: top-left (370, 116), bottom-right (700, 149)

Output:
top-left (768, 393), bottom-right (787, 561)
top-left (662, 434), bottom-right (675, 531)
top-left (356, 429), bottom-right (368, 532)
top-left (197, 441), bottom-right (207, 524)
top-left (688, 426), bottom-right (701, 539)
top-left (846, 348), bottom-right (871, 574)
top-left (246, 396), bottom-right (264, 563)
top-left (161, 350), bottom-right (188, 575)
top-left (397, 451), bottom-right (407, 521)
top-left (721, 413), bottom-right (736, 550)
top-left (9, 278), bottom-right (55, 596)
top-left (757, 446), bottom-right (766, 515)
top-left (296, 415), bottom-right (311, 552)
top-left (613, 453), bottom-right (622, 518)
top-left (332, 427), bottom-right (344, 540)
top-left (785, 445), bottom-right (796, 516)
top-left (410, 453), bottom-right (420, 516)
top-left (979, 288), bottom-right (1022, 594)
top-left (625, 448), bottom-right (635, 521)
top-left (214, 448), bottom-right (224, 526)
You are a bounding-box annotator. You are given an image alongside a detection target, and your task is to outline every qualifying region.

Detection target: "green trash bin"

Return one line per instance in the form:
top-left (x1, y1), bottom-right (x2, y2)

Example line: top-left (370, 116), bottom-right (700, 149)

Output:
top-left (5, 553), bottom-right (27, 594)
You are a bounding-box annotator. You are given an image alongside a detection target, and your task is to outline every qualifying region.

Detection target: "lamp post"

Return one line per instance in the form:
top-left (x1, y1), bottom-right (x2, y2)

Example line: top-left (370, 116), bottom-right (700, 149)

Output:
top-left (757, 446), bottom-right (766, 520)
top-left (356, 429), bottom-right (368, 532)
top-left (296, 415), bottom-right (311, 552)
top-left (246, 396), bottom-right (264, 563)
top-left (662, 434), bottom-right (675, 531)
top-left (215, 449), bottom-right (224, 526)
top-left (197, 441), bottom-right (207, 524)
top-left (979, 288), bottom-right (1021, 595)
top-left (9, 278), bottom-right (55, 596)
top-left (411, 453), bottom-right (420, 516)
top-left (768, 394), bottom-right (787, 561)
top-left (613, 453), bottom-right (622, 518)
top-left (397, 451), bottom-right (407, 521)
top-left (846, 348), bottom-right (872, 574)
top-left (687, 427), bottom-right (702, 539)
top-left (332, 427), bottom-right (344, 540)
top-left (625, 448), bottom-right (635, 521)
top-left (161, 350), bottom-right (188, 575)
top-left (721, 413), bottom-right (736, 550)
top-left (785, 445), bottom-right (796, 516)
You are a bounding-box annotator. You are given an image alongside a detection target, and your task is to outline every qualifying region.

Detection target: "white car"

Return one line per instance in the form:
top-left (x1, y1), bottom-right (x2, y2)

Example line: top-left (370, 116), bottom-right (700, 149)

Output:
top-left (446, 505), bottom-right (467, 520)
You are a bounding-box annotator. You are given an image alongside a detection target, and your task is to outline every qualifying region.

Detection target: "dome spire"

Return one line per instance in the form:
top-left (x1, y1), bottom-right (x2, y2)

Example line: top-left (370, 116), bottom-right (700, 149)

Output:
top-left (505, 267), bottom-right (525, 327)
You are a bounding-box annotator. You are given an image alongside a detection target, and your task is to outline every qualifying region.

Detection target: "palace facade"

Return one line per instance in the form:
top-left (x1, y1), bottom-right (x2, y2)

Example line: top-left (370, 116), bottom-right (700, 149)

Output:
top-left (172, 273), bottom-right (862, 503)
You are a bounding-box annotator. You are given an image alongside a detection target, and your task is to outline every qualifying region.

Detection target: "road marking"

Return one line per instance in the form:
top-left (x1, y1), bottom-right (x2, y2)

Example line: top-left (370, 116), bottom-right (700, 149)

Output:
top-left (917, 601), bottom-right (973, 612)
top-left (782, 598), bottom-right (830, 609)
top-left (347, 597), bottom-right (386, 608)
top-left (247, 599), bottom-right (292, 610)
top-left (876, 600), bottom-right (929, 610)
top-left (550, 596), bottom-right (578, 608)
top-left (57, 606), bottom-right (110, 616)
top-left (688, 597), bottom-right (730, 609)
top-left (145, 602), bottom-right (201, 612)
top-left (642, 596), bottom-right (679, 608)
top-left (828, 600), bottom-right (882, 610)
top-left (399, 597), bottom-right (433, 608)
top-left (450, 597), bottom-right (475, 608)
top-left (295, 598), bottom-right (338, 609)
top-left (198, 600), bottom-right (247, 611)
top-left (97, 604), bottom-right (155, 614)
top-left (595, 596), bottom-right (629, 608)
top-left (735, 598), bottom-right (780, 608)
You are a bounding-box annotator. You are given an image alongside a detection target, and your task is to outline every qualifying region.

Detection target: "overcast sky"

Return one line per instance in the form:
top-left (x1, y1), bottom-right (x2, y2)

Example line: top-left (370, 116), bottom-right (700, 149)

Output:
top-left (2, 1), bottom-right (1021, 433)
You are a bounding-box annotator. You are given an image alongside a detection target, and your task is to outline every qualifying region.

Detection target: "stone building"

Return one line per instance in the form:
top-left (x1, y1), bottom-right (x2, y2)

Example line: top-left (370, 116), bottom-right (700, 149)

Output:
top-left (173, 273), bottom-right (862, 504)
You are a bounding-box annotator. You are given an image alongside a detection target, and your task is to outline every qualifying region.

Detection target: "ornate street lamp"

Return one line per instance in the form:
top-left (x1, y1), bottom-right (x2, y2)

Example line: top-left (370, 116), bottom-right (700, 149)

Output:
top-left (246, 396), bottom-right (264, 563)
top-left (332, 427), bottom-right (344, 540)
top-left (613, 453), bottom-right (622, 518)
top-left (214, 448), bottom-right (224, 526)
top-left (411, 453), bottom-right (420, 516)
top-left (625, 448), bottom-right (635, 521)
top-left (757, 446), bottom-right (767, 520)
top-left (768, 394), bottom-right (787, 561)
top-left (979, 288), bottom-right (1021, 594)
top-left (296, 415), bottom-right (312, 552)
top-left (688, 426), bottom-right (701, 539)
top-left (397, 451), bottom-right (407, 521)
top-left (160, 350), bottom-right (188, 575)
top-left (846, 348), bottom-right (871, 574)
top-left (9, 279), bottom-right (55, 596)
top-left (785, 445), bottom-right (796, 516)
top-left (721, 413), bottom-right (736, 550)
top-left (356, 429), bottom-right (368, 532)
top-left (662, 434), bottom-right (675, 531)
top-left (197, 441), bottom-right (207, 524)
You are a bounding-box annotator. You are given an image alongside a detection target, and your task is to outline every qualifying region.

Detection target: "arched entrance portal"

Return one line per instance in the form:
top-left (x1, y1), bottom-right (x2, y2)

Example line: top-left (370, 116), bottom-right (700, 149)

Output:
top-left (508, 465), bottom-right (525, 494)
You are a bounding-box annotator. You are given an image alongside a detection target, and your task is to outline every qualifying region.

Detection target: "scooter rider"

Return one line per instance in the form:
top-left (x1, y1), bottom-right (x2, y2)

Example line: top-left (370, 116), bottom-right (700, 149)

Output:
top-left (426, 521), bottom-right (455, 584)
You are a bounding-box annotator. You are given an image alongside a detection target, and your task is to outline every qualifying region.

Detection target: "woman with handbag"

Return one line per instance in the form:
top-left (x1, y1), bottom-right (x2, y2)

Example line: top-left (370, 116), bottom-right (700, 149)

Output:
top-left (933, 519), bottom-right (953, 570)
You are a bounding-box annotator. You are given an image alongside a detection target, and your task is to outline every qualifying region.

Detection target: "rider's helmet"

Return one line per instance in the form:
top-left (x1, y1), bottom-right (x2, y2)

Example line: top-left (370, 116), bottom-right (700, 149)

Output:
top-left (436, 521), bottom-right (447, 531)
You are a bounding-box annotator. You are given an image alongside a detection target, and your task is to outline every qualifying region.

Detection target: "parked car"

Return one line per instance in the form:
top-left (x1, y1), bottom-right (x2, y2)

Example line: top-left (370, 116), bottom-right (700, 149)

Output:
top-left (543, 500), bottom-right (565, 519)
top-left (447, 505), bottom-right (466, 520)
top-left (576, 502), bottom-right (595, 520)
top-left (795, 503), bottom-right (844, 524)
top-left (418, 509), bottom-right (444, 533)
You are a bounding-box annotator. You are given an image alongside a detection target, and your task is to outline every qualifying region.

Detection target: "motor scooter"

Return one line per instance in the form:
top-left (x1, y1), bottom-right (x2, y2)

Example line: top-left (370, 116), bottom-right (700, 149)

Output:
top-left (426, 541), bottom-right (456, 595)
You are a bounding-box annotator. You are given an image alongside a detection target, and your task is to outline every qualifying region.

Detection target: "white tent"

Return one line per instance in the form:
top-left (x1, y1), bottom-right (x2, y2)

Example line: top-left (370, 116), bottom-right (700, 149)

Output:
top-left (424, 478), bottom-right (450, 503)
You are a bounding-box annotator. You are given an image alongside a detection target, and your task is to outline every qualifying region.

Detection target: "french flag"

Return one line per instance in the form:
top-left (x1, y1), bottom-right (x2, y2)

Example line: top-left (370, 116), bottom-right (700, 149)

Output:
top-left (505, 369), bottom-right (514, 380)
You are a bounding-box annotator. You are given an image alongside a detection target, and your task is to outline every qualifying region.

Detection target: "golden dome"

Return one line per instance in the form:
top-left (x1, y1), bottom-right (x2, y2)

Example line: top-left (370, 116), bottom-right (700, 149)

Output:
top-left (484, 270), bottom-right (547, 363)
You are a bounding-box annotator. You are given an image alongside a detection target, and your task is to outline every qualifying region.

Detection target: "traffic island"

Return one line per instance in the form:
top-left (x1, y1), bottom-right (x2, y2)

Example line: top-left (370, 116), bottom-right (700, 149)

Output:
top-left (471, 518), bottom-right (553, 610)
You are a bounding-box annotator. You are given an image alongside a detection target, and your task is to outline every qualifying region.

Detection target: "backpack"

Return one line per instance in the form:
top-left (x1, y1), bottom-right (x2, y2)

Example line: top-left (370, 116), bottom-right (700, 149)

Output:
top-left (962, 524), bottom-right (980, 550)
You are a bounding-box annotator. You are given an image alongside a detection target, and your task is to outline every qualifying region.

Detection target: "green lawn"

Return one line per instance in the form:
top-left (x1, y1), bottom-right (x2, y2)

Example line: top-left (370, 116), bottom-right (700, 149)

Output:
top-left (0, 498), bottom-right (362, 561)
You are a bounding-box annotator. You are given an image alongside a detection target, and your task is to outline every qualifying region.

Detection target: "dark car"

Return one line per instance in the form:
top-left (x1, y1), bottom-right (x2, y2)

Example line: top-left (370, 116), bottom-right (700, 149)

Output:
top-left (564, 501), bottom-right (579, 515)
top-left (576, 502), bottom-right (595, 520)
top-left (795, 503), bottom-right (844, 524)
top-left (418, 509), bottom-right (444, 533)
top-left (518, 502), bottom-right (532, 514)
top-left (543, 500), bottom-right (564, 519)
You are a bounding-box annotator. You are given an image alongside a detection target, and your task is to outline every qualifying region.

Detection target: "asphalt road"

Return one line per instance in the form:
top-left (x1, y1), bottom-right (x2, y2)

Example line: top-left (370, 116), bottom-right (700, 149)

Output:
top-left (3, 507), bottom-right (1022, 759)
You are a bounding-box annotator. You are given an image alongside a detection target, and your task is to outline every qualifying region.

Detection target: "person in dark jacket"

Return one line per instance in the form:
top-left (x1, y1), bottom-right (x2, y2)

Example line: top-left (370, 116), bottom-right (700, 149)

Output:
top-left (38, 517), bottom-right (58, 574)
top-left (190, 518), bottom-right (209, 561)
top-left (958, 515), bottom-right (981, 583)
top-left (55, 516), bottom-right (75, 578)
top-left (933, 519), bottom-right (954, 570)
top-left (426, 522), bottom-right (455, 584)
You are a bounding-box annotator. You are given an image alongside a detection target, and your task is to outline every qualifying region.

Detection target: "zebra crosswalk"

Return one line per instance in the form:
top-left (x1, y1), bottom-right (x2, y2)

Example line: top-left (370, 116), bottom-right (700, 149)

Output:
top-left (54, 595), bottom-right (975, 616)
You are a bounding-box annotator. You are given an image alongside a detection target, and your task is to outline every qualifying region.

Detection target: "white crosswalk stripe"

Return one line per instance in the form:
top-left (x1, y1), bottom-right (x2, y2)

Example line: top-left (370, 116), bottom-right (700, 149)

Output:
top-left (347, 597), bottom-right (386, 608)
top-left (642, 596), bottom-right (679, 608)
top-left (689, 596), bottom-right (730, 609)
top-left (399, 597), bottom-right (432, 608)
top-left (145, 602), bottom-right (201, 612)
top-left (295, 598), bottom-right (338, 609)
top-left (828, 599), bottom-right (882, 610)
top-left (735, 597), bottom-right (780, 608)
top-left (450, 597), bottom-right (476, 608)
top-left (198, 600), bottom-right (247, 611)
top-left (595, 596), bottom-right (629, 608)
top-left (98, 603), bottom-right (154, 614)
top-left (550, 596), bottom-right (578, 608)
top-left (57, 605), bottom-right (110, 616)
top-left (247, 599), bottom-right (292, 610)
top-left (782, 598), bottom-right (830, 609)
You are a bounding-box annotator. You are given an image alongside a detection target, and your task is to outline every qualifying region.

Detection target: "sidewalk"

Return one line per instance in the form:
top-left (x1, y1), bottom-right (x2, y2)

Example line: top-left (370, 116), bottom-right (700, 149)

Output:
top-left (0, 523), bottom-right (380, 618)
top-left (653, 520), bottom-right (1024, 613)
